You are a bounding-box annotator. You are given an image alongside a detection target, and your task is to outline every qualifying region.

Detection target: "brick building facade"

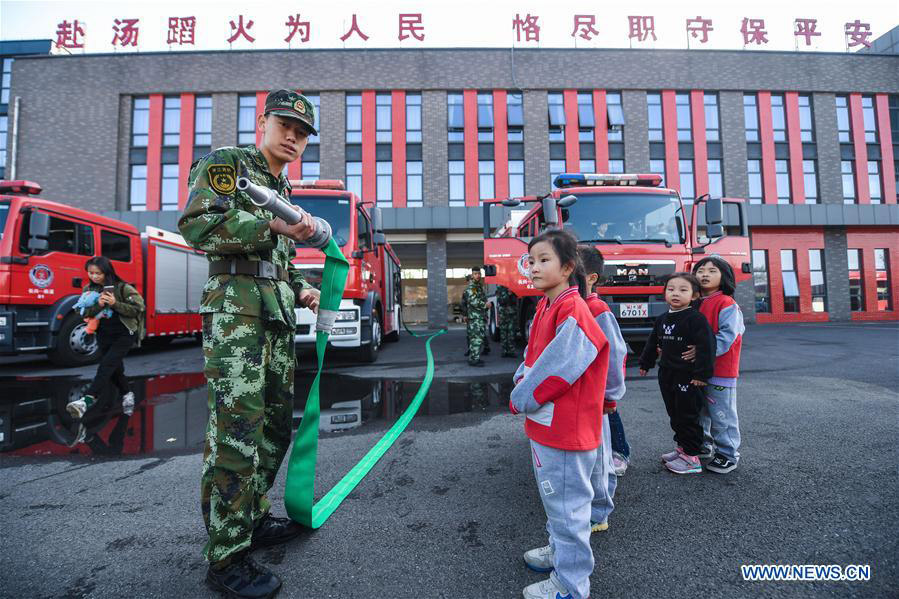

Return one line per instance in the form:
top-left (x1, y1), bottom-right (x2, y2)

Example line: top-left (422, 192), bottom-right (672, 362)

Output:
top-left (3, 47), bottom-right (898, 327)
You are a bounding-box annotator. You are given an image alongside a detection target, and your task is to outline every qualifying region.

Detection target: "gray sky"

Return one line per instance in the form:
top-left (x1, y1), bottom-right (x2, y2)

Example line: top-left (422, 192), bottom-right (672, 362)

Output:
top-left (1, 0), bottom-right (896, 53)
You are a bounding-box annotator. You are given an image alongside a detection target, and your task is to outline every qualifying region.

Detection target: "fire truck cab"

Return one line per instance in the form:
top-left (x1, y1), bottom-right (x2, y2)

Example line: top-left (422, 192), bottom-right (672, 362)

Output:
top-left (482, 173), bottom-right (751, 353)
top-left (288, 179), bottom-right (402, 362)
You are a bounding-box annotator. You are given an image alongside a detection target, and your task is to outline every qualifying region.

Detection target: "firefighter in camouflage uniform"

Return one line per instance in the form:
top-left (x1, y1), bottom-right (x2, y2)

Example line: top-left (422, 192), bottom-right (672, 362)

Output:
top-left (179, 89), bottom-right (322, 599)
top-left (495, 284), bottom-right (519, 358)
top-left (461, 267), bottom-right (488, 367)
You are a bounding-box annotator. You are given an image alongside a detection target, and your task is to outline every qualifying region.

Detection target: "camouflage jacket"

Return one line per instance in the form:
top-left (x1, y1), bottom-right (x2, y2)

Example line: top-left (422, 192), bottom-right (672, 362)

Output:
top-left (178, 145), bottom-right (312, 328)
top-left (495, 285), bottom-right (517, 309)
top-left (461, 281), bottom-right (487, 315)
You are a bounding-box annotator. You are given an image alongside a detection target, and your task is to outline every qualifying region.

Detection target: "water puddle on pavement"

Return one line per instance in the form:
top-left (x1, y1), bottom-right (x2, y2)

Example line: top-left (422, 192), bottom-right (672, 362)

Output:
top-left (0, 373), bottom-right (513, 459)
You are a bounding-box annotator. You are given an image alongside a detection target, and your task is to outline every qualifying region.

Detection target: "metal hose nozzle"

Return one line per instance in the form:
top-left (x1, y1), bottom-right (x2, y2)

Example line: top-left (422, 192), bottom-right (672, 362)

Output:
top-left (236, 177), bottom-right (332, 249)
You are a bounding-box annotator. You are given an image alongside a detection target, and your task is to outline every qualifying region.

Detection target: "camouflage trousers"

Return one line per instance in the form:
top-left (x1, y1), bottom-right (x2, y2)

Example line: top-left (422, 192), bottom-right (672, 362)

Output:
top-left (200, 313), bottom-right (295, 565)
top-left (466, 311), bottom-right (487, 363)
top-left (499, 307), bottom-right (517, 355)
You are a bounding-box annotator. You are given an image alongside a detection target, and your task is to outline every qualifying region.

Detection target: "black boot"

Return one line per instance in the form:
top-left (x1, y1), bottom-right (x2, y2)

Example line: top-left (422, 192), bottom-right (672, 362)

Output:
top-left (206, 551), bottom-right (282, 599)
top-left (250, 514), bottom-right (304, 550)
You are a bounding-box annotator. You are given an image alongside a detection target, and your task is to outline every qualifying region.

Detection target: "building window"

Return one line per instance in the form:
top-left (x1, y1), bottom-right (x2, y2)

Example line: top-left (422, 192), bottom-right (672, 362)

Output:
top-left (406, 93), bottom-right (422, 143)
top-left (507, 92), bottom-right (524, 142)
top-left (780, 249), bottom-right (800, 313)
top-left (305, 94), bottom-right (320, 145)
top-left (238, 94), bottom-right (256, 145)
top-left (798, 94), bottom-right (814, 142)
top-left (161, 164), bottom-right (179, 210)
top-left (841, 161), bottom-right (856, 204)
top-left (478, 160), bottom-right (494, 200)
top-left (704, 93), bottom-right (720, 142)
top-left (163, 96), bottom-right (180, 146)
top-left (809, 249), bottom-right (826, 312)
top-left (550, 159), bottom-right (566, 189)
top-left (679, 159), bottom-right (695, 200)
top-left (0, 116), bottom-right (7, 178)
top-left (861, 96), bottom-right (877, 143)
top-left (747, 159), bottom-right (762, 204)
top-left (647, 92), bottom-right (663, 142)
top-left (376, 161), bottom-right (392, 207)
top-left (1, 58), bottom-right (12, 105)
top-left (744, 94), bottom-right (759, 142)
top-left (650, 159), bottom-right (666, 187)
top-left (803, 160), bottom-right (818, 204)
top-left (376, 93), bottom-right (391, 143)
top-left (548, 92), bottom-right (565, 142)
top-left (848, 249), bottom-right (864, 311)
top-left (875, 249), bottom-right (892, 311)
top-left (708, 159), bottom-right (723, 198)
top-left (509, 160), bottom-right (524, 198)
top-left (868, 161), bottom-right (883, 204)
top-left (577, 92), bottom-right (594, 142)
top-left (609, 159), bottom-right (624, 174)
top-left (890, 95), bottom-right (899, 145)
top-left (129, 164), bottom-right (147, 211)
top-left (346, 161), bottom-right (362, 197)
top-left (477, 92), bottom-right (494, 142)
top-left (449, 160), bottom-right (464, 206)
top-left (607, 92), bottom-right (624, 142)
top-left (407, 161), bottom-right (423, 207)
top-left (346, 94), bottom-right (362, 143)
top-left (579, 159), bottom-right (595, 173)
top-left (301, 161), bottom-right (319, 180)
top-left (836, 96), bottom-right (851, 143)
top-left (447, 92), bottom-right (464, 142)
top-left (675, 92), bottom-right (691, 141)
top-left (132, 97), bottom-right (150, 147)
top-left (775, 159), bottom-right (790, 204)
top-left (194, 96), bottom-right (212, 146)
top-left (770, 94), bottom-right (786, 142)
top-left (752, 249), bottom-right (770, 313)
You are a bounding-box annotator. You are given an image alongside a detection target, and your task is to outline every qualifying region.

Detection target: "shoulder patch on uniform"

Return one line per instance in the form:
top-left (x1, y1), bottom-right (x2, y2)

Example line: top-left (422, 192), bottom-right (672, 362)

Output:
top-left (208, 164), bottom-right (236, 195)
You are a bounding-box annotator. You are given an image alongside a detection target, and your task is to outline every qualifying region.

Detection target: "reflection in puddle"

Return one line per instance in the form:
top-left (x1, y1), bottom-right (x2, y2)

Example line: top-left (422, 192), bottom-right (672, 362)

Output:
top-left (0, 373), bottom-right (513, 458)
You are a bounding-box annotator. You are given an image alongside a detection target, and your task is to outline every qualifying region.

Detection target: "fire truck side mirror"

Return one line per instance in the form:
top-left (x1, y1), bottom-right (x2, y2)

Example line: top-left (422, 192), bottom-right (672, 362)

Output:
top-left (705, 196), bottom-right (723, 225)
top-left (707, 223), bottom-right (724, 239)
top-left (373, 232), bottom-right (387, 245)
top-left (370, 207), bottom-right (384, 233)
top-left (541, 197), bottom-right (558, 227)
top-left (484, 265), bottom-right (497, 276)
top-left (27, 211), bottom-right (50, 252)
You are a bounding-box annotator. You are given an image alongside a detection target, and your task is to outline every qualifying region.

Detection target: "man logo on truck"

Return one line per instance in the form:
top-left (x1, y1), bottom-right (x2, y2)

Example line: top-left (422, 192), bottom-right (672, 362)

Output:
top-left (616, 267), bottom-right (649, 277)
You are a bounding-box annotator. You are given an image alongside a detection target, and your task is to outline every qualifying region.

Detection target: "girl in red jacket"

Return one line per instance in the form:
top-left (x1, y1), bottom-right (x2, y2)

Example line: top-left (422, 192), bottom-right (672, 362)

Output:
top-left (693, 256), bottom-right (744, 474)
top-left (511, 229), bottom-right (609, 599)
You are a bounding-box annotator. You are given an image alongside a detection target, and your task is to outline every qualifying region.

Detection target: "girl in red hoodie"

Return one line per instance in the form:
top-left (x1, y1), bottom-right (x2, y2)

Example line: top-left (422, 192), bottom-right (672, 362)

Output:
top-left (693, 256), bottom-right (744, 474)
top-left (511, 229), bottom-right (609, 599)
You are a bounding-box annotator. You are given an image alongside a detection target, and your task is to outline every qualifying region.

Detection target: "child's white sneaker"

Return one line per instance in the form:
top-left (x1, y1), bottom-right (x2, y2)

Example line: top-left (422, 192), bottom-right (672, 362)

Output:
top-left (523, 544), bottom-right (554, 572)
top-left (121, 392), bottom-right (135, 415)
top-left (66, 395), bottom-right (94, 419)
top-left (522, 573), bottom-right (572, 599)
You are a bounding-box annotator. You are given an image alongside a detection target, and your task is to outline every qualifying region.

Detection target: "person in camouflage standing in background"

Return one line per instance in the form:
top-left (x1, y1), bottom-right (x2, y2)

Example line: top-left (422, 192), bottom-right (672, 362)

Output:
top-left (495, 284), bottom-right (519, 358)
top-left (179, 89), bottom-right (321, 599)
top-left (462, 267), bottom-right (488, 367)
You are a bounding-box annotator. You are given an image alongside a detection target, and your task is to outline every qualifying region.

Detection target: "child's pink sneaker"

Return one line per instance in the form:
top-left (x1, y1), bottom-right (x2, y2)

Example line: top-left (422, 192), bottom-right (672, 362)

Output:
top-left (665, 451), bottom-right (702, 474)
top-left (660, 447), bottom-right (682, 463)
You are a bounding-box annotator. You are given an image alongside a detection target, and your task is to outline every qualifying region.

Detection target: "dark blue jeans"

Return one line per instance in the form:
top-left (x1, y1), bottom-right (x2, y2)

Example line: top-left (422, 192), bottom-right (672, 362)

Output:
top-left (607, 410), bottom-right (630, 459)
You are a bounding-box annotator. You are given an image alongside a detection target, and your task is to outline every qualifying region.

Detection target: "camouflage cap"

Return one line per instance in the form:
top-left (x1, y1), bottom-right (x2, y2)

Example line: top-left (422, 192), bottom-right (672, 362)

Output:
top-left (264, 89), bottom-right (317, 135)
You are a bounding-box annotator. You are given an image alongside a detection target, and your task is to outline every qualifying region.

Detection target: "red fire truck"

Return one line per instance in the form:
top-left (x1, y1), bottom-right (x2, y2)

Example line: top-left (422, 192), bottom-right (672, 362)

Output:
top-left (0, 180), bottom-right (205, 367)
top-left (482, 173), bottom-right (751, 354)
top-left (288, 179), bottom-right (402, 362)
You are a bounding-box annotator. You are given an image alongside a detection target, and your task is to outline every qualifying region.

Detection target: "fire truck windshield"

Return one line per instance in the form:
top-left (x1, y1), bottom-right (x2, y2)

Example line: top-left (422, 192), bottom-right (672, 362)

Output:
top-left (289, 195), bottom-right (351, 246)
top-left (0, 201), bottom-right (8, 241)
top-left (561, 192), bottom-right (685, 245)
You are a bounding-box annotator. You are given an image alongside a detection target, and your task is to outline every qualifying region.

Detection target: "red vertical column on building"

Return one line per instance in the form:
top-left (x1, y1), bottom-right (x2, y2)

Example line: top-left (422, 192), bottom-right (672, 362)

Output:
top-left (689, 90), bottom-right (708, 198)
top-left (848, 93), bottom-right (871, 204)
top-left (254, 91), bottom-right (266, 147)
top-left (563, 90), bottom-right (580, 172)
top-left (592, 90), bottom-right (609, 172)
top-left (661, 90), bottom-right (679, 193)
top-left (361, 90), bottom-right (377, 203)
top-left (391, 90), bottom-right (407, 208)
top-left (784, 92), bottom-right (806, 204)
top-left (287, 88), bottom-right (304, 181)
top-left (463, 89), bottom-right (479, 206)
top-left (875, 94), bottom-right (897, 203)
top-left (145, 94), bottom-right (163, 211)
top-left (177, 93), bottom-right (196, 210)
top-left (757, 91), bottom-right (778, 204)
top-left (493, 89), bottom-right (509, 200)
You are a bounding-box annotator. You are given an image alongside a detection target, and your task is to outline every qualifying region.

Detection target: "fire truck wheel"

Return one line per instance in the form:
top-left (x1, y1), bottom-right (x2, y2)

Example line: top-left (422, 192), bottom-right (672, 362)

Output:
top-left (360, 310), bottom-right (382, 363)
top-left (384, 307), bottom-right (400, 343)
top-left (48, 313), bottom-right (101, 367)
top-left (488, 307), bottom-right (500, 342)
